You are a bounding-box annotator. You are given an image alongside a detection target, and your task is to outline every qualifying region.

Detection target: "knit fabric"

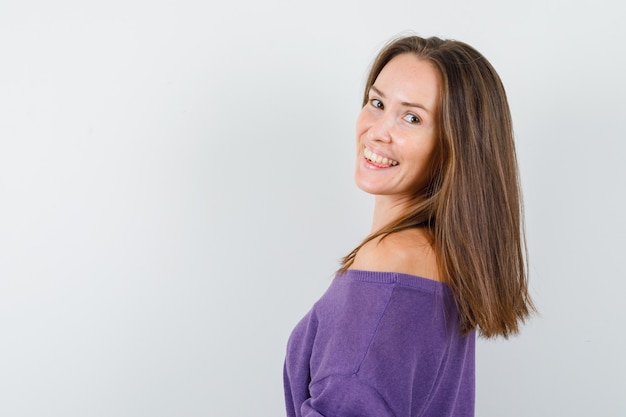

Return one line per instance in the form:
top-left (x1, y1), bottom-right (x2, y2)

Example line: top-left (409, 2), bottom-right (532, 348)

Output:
top-left (284, 269), bottom-right (475, 417)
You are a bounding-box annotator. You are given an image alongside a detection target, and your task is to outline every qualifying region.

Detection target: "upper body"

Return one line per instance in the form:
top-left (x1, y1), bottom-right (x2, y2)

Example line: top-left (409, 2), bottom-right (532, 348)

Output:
top-left (284, 34), bottom-right (534, 417)
top-left (284, 230), bottom-right (475, 417)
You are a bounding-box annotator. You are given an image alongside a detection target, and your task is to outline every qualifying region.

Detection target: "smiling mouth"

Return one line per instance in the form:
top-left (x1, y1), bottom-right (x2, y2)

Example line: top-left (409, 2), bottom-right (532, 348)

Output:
top-left (364, 148), bottom-right (399, 167)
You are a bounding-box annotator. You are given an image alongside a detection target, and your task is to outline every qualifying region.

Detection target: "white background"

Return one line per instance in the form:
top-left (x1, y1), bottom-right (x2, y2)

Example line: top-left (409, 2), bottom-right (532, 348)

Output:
top-left (1, 1), bottom-right (625, 416)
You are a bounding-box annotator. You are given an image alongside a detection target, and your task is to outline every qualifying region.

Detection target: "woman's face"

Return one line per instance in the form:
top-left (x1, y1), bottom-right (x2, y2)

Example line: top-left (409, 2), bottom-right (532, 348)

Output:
top-left (355, 53), bottom-right (440, 200)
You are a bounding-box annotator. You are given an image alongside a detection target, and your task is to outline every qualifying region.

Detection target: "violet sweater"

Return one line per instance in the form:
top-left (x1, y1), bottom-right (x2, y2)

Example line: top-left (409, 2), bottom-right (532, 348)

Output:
top-left (284, 269), bottom-right (475, 417)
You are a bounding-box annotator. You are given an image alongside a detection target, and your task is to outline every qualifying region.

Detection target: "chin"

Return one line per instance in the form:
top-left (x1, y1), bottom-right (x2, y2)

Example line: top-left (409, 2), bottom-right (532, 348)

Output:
top-left (354, 177), bottom-right (387, 195)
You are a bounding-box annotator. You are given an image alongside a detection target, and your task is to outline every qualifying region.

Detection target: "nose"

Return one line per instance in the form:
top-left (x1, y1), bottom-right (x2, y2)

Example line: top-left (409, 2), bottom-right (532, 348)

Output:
top-left (367, 112), bottom-right (393, 143)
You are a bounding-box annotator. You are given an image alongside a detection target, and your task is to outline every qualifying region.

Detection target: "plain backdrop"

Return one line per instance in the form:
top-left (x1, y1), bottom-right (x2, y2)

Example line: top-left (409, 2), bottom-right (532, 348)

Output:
top-left (1, 0), bottom-right (625, 416)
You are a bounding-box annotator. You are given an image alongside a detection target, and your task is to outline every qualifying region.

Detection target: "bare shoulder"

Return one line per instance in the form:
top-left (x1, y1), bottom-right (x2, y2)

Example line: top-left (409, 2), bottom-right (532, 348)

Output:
top-left (351, 228), bottom-right (441, 282)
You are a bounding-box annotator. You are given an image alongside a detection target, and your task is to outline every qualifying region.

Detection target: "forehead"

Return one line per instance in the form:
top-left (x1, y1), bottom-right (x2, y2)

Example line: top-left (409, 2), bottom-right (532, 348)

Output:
top-left (376, 53), bottom-right (439, 87)
top-left (372, 53), bottom-right (440, 109)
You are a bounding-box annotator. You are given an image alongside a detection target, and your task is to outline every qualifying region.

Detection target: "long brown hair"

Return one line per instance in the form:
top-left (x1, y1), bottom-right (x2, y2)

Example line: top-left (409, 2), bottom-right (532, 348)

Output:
top-left (341, 35), bottom-right (535, 338)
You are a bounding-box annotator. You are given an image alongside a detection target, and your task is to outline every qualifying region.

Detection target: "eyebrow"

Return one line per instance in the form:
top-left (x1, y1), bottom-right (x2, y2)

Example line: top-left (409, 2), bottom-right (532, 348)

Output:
top-left (370, 85), bottom-right (433, 114)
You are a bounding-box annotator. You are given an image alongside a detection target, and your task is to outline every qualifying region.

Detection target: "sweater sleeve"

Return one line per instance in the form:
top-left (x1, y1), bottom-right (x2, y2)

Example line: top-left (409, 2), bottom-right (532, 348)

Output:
top-left (301, 373), bottom-right (395, 417)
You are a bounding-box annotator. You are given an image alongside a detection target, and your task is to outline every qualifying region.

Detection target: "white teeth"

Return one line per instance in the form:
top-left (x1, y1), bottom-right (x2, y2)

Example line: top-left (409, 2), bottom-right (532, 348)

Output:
top-left (364, 148), bottom-right (398, 166)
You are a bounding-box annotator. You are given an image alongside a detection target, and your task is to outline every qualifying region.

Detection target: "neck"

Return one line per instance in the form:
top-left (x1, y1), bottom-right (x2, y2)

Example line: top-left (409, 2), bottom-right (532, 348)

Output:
top-left (370, 195), bottom-right (413, 234)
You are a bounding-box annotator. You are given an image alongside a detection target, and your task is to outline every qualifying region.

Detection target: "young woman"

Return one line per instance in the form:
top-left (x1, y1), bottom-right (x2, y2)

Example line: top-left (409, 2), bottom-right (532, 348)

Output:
top-left (283, 35), bottom-right (535, 417)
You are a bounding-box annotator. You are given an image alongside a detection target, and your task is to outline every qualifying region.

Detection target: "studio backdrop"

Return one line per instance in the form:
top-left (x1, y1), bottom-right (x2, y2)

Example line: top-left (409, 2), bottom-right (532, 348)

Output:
top-left (1, 1), bottom-right (625, 416)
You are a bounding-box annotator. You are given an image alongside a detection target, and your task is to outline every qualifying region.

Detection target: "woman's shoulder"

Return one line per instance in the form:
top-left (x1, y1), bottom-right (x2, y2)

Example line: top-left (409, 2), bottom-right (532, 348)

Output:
top-left (350, 228), bottom-right (441, 282)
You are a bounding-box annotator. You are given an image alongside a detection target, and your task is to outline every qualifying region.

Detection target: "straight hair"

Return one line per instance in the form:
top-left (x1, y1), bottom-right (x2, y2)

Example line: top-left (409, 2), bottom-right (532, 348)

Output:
top-left (340, 35), bottom-right (535, 338)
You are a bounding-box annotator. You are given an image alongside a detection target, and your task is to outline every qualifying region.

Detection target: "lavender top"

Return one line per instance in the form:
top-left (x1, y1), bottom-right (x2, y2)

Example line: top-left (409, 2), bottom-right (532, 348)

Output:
top-left (284, 269), bottom-right (475, 417)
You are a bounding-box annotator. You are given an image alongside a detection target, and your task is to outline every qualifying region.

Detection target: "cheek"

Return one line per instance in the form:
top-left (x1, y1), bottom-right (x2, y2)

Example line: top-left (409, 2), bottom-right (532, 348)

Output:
top-left (355, 108), bottom-right (370, 139)
top-left (421, 138), bottom-right (440, 179)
